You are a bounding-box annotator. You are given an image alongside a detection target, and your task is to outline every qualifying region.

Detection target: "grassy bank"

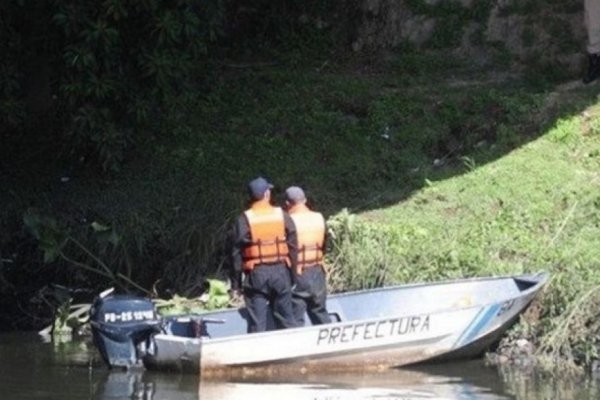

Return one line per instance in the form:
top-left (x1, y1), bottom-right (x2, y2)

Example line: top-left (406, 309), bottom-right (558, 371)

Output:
top-left (324, 77), bottom-right (600, 374)
top-left (2, 47), bottom-right (600, 372)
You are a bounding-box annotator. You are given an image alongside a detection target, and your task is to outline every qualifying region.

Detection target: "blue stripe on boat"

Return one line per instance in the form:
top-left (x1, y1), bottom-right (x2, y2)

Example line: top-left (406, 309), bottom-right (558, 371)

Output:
top-left (456, 304), bottom-right (500, 347)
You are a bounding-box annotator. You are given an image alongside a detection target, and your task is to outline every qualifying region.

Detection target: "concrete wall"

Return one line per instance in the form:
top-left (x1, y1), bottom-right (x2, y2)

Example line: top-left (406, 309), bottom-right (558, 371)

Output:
top-left (350, 0), bottom-right (585, 72)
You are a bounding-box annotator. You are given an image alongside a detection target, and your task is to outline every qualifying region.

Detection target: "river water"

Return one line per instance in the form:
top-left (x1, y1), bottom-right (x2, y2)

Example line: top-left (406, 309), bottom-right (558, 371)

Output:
top-left (0, 332), bottom-right (598, 399)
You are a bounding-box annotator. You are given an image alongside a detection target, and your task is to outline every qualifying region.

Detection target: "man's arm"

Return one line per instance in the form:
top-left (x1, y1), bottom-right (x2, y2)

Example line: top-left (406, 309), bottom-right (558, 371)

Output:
top-left (230, 215), bottom-right (250, 290)
top-left (284, 212), bottom-right (298, 274)
top-left (322, 214), bottom-right (331, 254)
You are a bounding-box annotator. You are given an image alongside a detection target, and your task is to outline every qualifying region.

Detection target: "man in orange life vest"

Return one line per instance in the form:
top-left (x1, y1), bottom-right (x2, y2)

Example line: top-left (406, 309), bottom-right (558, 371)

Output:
top-left (230, 177), bottom-right (297, 333)
top-left (284, 186), bottom-right (331, 326)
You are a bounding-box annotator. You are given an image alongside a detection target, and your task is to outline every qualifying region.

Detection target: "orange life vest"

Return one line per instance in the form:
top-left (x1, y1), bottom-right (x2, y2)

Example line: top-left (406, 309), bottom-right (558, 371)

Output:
top-left (242, 200), bottom-right (290, 271)
top-left (288, 204), bottom-right (325, 273)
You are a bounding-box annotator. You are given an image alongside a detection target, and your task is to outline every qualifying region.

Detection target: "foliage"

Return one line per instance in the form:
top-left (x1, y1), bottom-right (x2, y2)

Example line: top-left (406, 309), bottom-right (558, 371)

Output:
top-left (54, 0), bottom-right (226, 170)
top-left (3, 7), bottom-right (600, 377)
top-left (326, 209), bottom-right (414, 291)
top-left (1, 0), bottom-right (225, 171)
top-left (537, 281), bottom-right (600, 375)
top-left (404, 0), bottom-right (495, 49)
top-left (224, 0), bottom-right (340, 53)
top-left (12, 50), bottom-right (587, 310)
top-left (49, 301), bottom-right (90, 337)
top-left (23, 208), bottom-right (148, 294)
top-left (23, 209), bottom-right (69, 263)
top-left (0, 3), bottom-right (26, 131)
top-left (153, 279), bottom-right (231, 316)
top-left (325, 99), bottom-right (600, 374)
top-left (498, 0), bottom-right (581, 16)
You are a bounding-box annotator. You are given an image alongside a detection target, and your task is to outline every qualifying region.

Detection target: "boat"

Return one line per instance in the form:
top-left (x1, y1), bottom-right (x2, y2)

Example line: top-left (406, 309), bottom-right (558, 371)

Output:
top-left (89, 272), bottom-right (548, 377)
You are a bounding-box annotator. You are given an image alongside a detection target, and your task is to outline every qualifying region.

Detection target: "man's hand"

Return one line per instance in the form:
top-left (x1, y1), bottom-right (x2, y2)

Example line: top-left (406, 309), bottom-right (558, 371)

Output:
top-left (228, 288), bottom-right (244, 307)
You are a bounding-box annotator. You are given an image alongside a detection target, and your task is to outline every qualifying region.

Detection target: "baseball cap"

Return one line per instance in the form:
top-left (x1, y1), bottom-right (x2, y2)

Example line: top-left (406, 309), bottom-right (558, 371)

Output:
top-left (248, 177), bottom-right (274, 199)
top-left (285, 186), bottom-right (306, 203)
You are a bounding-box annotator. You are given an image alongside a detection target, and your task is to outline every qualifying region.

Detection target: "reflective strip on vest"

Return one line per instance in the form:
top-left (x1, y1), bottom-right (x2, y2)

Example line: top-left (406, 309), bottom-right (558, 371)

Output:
top-left (289, 208), bottom-right (325, 270)
top-left (242, 205), bottom-right (290, 271)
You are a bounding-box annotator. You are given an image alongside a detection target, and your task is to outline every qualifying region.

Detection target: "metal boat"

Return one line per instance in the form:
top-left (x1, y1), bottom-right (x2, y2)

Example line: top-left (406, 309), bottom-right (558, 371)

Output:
top-left (90, 272), bottom-right (548, 377)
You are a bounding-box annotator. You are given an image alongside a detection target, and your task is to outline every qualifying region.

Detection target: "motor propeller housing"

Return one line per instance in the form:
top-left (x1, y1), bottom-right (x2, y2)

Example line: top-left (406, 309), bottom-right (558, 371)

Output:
top-left (90, 294), bottom-right (161, 368)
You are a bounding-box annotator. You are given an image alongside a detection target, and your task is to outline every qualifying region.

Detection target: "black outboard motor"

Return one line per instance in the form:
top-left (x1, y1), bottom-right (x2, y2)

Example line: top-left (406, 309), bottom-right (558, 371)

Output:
top-left (90, 292), bottom-right (161, 368)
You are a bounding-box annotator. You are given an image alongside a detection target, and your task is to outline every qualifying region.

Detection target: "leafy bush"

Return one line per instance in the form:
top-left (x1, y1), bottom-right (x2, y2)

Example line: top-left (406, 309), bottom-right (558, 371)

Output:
top-left (154, 279), bottom-right (231, 315)
top-left (0, 2), bottom-right (26, 131)
top-left (1, 0), bottom-right (225, 171)
top-left (53, 0), bottom-right (225, 170)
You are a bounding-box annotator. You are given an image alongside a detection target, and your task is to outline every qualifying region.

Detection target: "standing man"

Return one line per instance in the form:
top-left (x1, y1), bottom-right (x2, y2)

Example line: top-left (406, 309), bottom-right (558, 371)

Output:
top-left (285, 186), bottom-right (331, 326)
top-left (584, 0), bottom-right (600, 83)
top-left (230, 177), bottom-right (297, 333)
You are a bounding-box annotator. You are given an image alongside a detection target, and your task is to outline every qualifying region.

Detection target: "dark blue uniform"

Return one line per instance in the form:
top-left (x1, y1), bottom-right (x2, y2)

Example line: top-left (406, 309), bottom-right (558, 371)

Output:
top-left (231, 212), bottom-right (297, 332)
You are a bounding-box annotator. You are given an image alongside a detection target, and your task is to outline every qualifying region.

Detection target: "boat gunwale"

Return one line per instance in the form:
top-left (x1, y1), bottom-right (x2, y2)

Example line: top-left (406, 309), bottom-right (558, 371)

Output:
top-left (325, 271), bottom-right (548, 300)
top-left (156, 271), bottom-right (548, 345)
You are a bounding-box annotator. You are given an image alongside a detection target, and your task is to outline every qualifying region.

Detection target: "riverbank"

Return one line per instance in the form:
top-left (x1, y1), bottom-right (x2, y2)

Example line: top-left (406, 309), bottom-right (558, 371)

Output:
top-left (2, 47), bottom-right (600, 373)
top-left (323, 77), bottom-right (600, 375)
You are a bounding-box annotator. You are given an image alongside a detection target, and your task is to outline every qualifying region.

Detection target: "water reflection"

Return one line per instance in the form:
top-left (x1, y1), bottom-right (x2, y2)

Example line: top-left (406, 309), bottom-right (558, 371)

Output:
top-left (498, 365), bottom-right (600, 400)
top-left (94, 371), bottom-right (198, 400)
top-left (1, 333), bottom-right (599, 399)
top-left (91, 365), bottom-right (510, 400)
top-left (198, 368), bottom-right (510, 400)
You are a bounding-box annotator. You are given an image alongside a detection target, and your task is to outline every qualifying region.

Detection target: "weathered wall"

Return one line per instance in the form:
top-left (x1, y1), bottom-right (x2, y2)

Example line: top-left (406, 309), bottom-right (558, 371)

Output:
top-left (351, 0), bottom-right (585, 72)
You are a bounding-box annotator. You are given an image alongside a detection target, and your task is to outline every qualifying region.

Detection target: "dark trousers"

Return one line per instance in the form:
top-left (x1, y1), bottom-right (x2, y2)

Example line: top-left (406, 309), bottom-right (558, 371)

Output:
top-left (292, 265), bottom-right (331, 326)
top-left (243, 263), bottom-right (296, 333)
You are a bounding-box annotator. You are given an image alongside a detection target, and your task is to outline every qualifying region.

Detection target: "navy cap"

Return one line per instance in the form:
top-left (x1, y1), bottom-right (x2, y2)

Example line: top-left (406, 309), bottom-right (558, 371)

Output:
top-left (285, 186), bottom-right (306, 203)
top-left (248, 177), bottom-right (274, 200)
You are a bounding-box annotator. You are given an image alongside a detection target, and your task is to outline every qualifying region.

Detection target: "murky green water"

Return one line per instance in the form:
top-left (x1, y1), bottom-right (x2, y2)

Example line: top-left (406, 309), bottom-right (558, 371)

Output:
top-left (0, 332), bottom-right (598, 399)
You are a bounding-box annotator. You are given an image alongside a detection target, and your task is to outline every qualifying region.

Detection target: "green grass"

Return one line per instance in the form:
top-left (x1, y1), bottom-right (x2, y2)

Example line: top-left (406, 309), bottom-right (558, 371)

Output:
top-left (326, 97), bottom-right (600, 374)
top-left (4, 46), bottom-right (600, 372)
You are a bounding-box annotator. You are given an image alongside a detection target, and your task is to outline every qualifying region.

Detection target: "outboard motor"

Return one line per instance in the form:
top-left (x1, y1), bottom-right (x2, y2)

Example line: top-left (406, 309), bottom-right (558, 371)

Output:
top-left (90, 292), bottom-right (161, 369)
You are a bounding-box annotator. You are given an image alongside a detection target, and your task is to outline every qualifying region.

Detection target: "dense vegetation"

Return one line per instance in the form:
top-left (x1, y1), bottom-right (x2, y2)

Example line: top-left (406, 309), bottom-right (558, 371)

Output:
top-left (1, 0), bottom-right (600, 375)
top-left (0, 0), bottom-right (355, 327)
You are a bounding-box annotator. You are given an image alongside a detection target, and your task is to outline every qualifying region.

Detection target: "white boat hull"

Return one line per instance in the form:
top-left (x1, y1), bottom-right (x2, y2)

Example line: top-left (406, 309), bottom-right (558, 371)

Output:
top-left (142, 273), bottom-right (547, 377)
